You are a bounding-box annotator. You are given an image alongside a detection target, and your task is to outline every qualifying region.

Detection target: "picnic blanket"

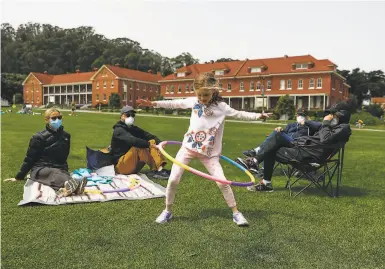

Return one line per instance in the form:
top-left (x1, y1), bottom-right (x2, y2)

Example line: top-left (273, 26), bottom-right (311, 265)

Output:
top-left (18, 172), bottom-right (166, 206)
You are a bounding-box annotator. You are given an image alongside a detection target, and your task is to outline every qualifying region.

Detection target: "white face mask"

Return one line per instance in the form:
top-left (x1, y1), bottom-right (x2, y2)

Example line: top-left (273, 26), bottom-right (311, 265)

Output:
top-left (331, 118), bottom-right (339, 126)
top-left (124, 117), bottom-right (135, 126)
top-left (296, 116), bottom-right (305, 124)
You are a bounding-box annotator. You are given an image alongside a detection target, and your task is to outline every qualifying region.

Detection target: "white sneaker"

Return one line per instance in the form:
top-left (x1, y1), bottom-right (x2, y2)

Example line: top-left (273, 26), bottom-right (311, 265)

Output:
top-left (155, 210), bottom-right (172, 224)
top-left (233, 212), bottom-right (249, 226)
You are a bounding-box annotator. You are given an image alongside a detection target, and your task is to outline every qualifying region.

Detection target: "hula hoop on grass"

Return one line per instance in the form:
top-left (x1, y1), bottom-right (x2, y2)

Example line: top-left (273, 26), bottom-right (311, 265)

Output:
top-left (157, 141), bottom-right (255, 187)
top-left (84, 175), bottom-right (141, 194)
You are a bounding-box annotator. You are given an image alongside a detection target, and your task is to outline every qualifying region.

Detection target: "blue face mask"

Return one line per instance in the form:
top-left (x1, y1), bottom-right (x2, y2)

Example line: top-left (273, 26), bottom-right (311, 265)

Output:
top-left (50, 119), bottom-right (62, 130)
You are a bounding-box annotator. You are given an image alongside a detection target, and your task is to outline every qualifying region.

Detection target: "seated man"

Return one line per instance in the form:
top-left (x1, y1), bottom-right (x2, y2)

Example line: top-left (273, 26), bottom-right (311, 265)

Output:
top-left (110, 105), bottom-right (170, 179)
top-left (4, 108), bottom-right (87, 197)
top-left (242, 108), bottom-right (322, 158)
top-left (236, 102), bottom-right (352, 192)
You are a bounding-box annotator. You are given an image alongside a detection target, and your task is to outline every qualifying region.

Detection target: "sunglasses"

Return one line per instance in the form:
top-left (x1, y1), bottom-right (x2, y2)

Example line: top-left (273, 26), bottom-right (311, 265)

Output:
top-left (124, 112), bottom-right (136, 117)
top-left (50, 115), bottom-right (62, 120)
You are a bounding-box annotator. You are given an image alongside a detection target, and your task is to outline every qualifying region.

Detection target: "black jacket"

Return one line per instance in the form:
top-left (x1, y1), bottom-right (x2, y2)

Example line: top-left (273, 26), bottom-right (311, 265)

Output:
top-left (15, 125), bottom-right (71, 180)
top-left (110, 121), bottom-right (161, 164)
top-left (293, 120), bottom-right (352, 161)
top-left (283, 120), bottom-right (322, 139)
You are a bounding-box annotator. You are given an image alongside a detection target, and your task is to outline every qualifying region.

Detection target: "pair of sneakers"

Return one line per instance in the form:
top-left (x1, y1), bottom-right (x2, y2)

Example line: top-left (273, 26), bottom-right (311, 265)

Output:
top-left (155, 210), bottom-right (249, 226)
top-left (56, 177), bottom-right (88, 197)
top-left (235, 157), bottom-right (260, 174)
top-left (147, 169), bottom-right (171, 180)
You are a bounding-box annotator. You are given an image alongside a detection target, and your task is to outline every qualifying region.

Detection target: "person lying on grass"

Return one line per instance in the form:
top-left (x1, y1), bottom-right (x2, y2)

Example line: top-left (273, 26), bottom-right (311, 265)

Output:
top-left (4, 108), bottom-right (87, 197)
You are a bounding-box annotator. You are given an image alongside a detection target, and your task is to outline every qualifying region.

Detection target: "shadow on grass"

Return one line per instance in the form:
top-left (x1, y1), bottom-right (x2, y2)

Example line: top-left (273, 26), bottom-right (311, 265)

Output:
top-left (283, 185), bottom-right (369, 197)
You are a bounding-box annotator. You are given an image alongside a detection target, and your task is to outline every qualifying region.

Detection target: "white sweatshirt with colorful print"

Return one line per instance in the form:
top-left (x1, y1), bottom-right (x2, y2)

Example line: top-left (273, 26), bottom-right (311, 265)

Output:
top-left (154, 97), bottom-right (261, 157)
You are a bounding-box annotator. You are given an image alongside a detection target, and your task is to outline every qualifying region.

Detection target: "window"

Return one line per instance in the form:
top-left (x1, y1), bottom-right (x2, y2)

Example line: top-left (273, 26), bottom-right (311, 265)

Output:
top-left (251, 67), bottom-right (261, 73)
top-left (191, 84), bottom-right (194, 92)
top-left (227, 83), bottom-right (232, 91)
top-left (130, 81), bottom-right (133, 89)
top-left (256, 81), bottom-right (261, 91)
top-left (111, 80), bottom-right (114, 88)
top-left (143, 85), bottom-right (146, 91)
top-left (219, 83), bottom-right (223, 91)
top-left (103, 81), bottom-right (106, 88)
top-left (309, 78), bottom-right (315, 88)
top-left (129, 94), bottom-right (132, 101)
top-left (317, 78), bottom-right (322, 88)
top-left (103, 94), bottom-right (107, 100)
top-left (177, 72), bottom-right (185, 77)
top-left (215, 70), bottom-right (224, 76)
top-left (250, 81), bottom-right (254, 91)
top-left (295, 63), bottom-right (308, 69)
top-left (186, 84), bottom-right (189, 92)
top-left (166, 86), bottom-right (170, 94)
top-left (267, 80), bottom-right (272, 90)
top-left (298, 79), bottom-right (303, 89)
top-left (280, 80), bottom-right (285, 90)
top-left (240, 81), bottom-right (244, 91)
top-left (178, 85), bottom-right (182, 93)
top-left (171, 85), bottom-right (174, 93)
top-left (96, 82), bottom-right (99, 89)
top-left (123, 92), bottom-right (127, 101)
top-left (287, 79), bottom-right (292, 89)
top-left (137, 83), bottom-right (139, 90)
top-left (96, 94), bottom-right (99, 101)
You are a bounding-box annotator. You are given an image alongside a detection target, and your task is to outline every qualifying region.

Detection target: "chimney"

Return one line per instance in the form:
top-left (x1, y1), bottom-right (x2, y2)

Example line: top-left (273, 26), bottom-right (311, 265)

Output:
top-left (93, 67), bottom-right (98, 71)
top-left (284, 55), bottom-right (288, 58)
top-left (43, 71), bottom-right (48, 74)
top-left (115, 63), bottom-right (120, 67)
top-left (148, 70), bottom-right (152, 73)
top-left (210, 60), bottom-right (214, 64)
top-left (76, 69), bottom-right (80, 73)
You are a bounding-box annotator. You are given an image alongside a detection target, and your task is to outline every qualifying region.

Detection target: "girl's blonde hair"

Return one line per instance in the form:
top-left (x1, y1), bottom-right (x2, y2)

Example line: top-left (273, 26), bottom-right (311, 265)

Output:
top-left (193, 72), bottom-right (224, 106)
top-left (44, 108), bottom-right (60, 119)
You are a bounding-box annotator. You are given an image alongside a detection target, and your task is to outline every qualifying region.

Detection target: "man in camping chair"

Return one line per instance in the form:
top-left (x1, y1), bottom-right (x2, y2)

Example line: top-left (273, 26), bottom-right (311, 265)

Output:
top-left (109, 106), bottom-right (170, 180)
top-left (236, 102), bottom-right (352, 192)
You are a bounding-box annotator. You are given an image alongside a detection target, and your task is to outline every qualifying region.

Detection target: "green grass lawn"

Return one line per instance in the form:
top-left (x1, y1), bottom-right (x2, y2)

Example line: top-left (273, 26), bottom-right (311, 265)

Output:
top-left (1, 111), bottom-right (385, 269)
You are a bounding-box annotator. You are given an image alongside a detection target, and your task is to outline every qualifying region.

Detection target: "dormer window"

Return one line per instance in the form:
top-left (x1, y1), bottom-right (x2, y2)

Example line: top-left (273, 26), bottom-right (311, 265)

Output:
top-left (177, 72), bottom-right (185, 77)
top-left (251, 67), bottom-right (261, 73)
top-left (295, 63), bottom-right (308, 69)
top-left (215, 70), bottom-right (224, 76)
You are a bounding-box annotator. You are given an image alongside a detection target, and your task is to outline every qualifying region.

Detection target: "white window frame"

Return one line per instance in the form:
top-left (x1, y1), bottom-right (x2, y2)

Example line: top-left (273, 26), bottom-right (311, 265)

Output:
top-left (287, 79), bottom-right (292, 90)
top-left (298, 79), bottom-right (303, 89)
top-left (267, 80), bottom-right (272, 90)
top-left (96, 82), bottom-right (99, 89)
top-left (190, 84), bottom-right (194, 92)
top-left (280, 80), bottom-right (285, 90)
top-left (296, 63), bottom-right (308, 69)
top-left (129, 81), bottom-right (133, 89)
top-left (177, 72), bottom-right (185, 77)
top-left (251, 67), bottom-right (261, 73)
top-left (111, 80), bottom-right (114, 88)
top-left (103, 81), bottom-right (106, 88)
top-left (317, 78), bottom-right (322, 88)
top-left (171, 85), bottom-right (174, 93)
top-left (185, 84), bottom-right (189, 93)
top-left (250, 81), bottom-right (254, 91)
top-left (178, 85), bottom-right (182, 93)
top-left (256, 81), bottom-right (261, 91)
top-left (96, 94), bottom-right (99, 101)
top-left (240, 81), bottom-right (244, 91)
top-left (218, 83), bottom-right (223, 92)
top-left (166, 86), bottom-right (170, 94)
top-left (309, 78), bottom-right (315, 89)
top-left (215, 70), bottom-right (224, 76)
top-left (103, 94), bottom-right (107, 101)
top-left (227, 83), bottom-right (232, 91)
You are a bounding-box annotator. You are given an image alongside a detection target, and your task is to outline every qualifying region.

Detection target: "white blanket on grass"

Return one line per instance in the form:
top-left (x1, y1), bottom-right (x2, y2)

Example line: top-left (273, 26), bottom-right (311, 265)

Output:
top-left (18, 173), bottom-right (166, 206)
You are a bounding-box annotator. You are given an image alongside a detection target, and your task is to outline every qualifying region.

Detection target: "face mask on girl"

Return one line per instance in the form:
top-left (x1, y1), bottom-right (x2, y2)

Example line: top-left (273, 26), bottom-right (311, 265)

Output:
top-left (50, 119), bottom-right (62, 130)
top-left (125, 117), bottom-right (135, 126)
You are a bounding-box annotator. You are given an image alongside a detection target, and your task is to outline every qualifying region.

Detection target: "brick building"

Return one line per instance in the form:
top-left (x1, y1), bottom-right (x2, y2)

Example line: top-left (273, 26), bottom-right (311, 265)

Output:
top-left (22, 65), bottom-right (161, 108)
top-left (159, 55), bottom-right (350, 111)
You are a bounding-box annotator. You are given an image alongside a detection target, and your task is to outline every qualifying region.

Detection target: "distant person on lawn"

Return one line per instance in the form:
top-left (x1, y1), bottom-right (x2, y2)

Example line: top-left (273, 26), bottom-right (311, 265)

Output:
top-left (4, 108), bottom-right (87, 197)
top-left (109, 105), bottom-right (170, 179)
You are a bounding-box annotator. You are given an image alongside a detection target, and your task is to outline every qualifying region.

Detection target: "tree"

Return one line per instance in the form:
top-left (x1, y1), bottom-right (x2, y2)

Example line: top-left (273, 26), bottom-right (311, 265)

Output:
top-left (109, 93), bottom-right (121, 109)
top-left (215, 58), bottom-right (238, 62)
top-left (273, 94), bottom-right (295, 119)
top-left (13, 93), bottom-right (23, 104)
top-left (1, 73), bottom-right (27, 102)
top-left (366, 103), bottom-right (384, 118)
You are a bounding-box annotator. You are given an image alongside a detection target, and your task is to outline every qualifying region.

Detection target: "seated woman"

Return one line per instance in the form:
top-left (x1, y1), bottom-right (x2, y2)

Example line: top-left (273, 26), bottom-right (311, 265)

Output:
top-left (236, 103), bottom-right (352, 192)
top-left (4, 108), bottom-right (87, 197)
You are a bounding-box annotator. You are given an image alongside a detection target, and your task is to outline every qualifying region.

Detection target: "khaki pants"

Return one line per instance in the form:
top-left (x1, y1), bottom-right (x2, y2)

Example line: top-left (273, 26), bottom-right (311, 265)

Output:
top-left (115, 139), bottom-right (166, 175)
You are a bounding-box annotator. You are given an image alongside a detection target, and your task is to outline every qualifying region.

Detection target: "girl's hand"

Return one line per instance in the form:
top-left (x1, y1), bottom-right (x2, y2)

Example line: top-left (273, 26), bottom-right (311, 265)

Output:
top-left (136, 99), bottom-right (154, 107)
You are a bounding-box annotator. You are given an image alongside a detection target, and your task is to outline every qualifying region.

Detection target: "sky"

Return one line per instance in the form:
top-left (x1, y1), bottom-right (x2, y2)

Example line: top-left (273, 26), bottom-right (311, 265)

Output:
top-left (1, 0), bottom-right (385, 71)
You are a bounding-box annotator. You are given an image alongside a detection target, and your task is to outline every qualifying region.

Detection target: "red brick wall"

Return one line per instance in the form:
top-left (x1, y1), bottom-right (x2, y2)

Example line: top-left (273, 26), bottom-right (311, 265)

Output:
top-left (23, 75), bottom-right (43, 106)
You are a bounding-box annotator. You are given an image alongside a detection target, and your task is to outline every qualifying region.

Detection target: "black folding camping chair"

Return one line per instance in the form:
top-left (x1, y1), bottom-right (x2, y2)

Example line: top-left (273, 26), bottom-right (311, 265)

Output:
top-left (274, 143), bottom-right (346, 197)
